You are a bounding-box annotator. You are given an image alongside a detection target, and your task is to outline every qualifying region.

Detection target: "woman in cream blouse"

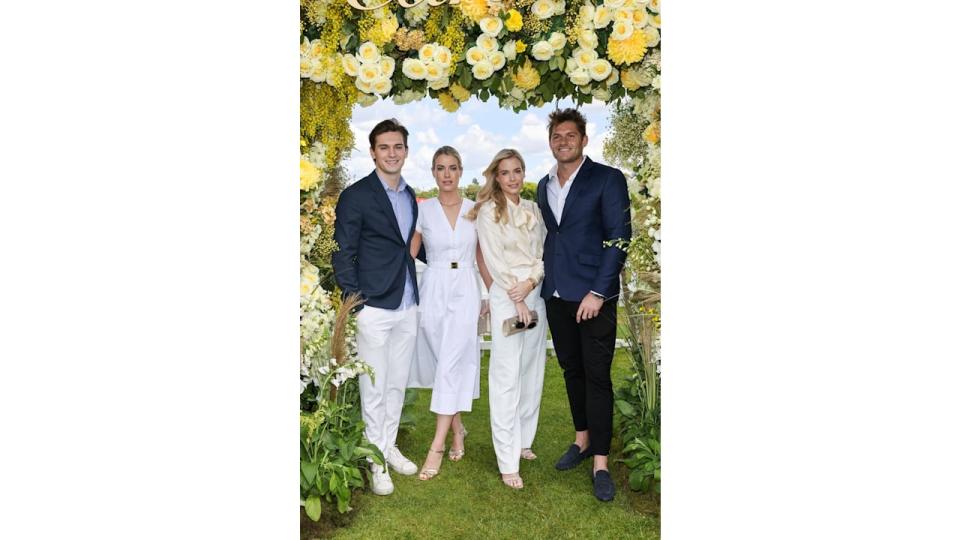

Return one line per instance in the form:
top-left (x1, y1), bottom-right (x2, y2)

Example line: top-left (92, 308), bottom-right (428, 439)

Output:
top-left (466, 148), bottom-right (548, 490)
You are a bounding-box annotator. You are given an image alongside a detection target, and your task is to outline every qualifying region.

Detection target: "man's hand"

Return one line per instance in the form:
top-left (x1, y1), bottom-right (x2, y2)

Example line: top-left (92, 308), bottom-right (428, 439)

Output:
top-left (508, 279), bottom-right (534, 303)
top-left (576, 293), bottom-right (604, 323)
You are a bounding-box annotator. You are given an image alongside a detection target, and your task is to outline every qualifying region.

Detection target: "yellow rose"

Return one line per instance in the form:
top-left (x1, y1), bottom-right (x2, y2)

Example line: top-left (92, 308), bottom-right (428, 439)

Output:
top-left (607, 30), bottom-right (648, 65)
top-left (588, 59), bottom-right (613, 81)
top-left (573, 47), bottom-right (599, 69)
top-left (371, 75), bottom-right (392, 96)
top-left (593, 6), bottom-right (613, 28)
top-left (547, 31), bottom-right (566, 51)
top-left (505, 9), bottom-right (523, 32)
top-left (477, 34), bottom-right (499, 53)
top-left (620, 67), bottom-right (642, 90)
top-left (401, 57), bottom-right (427, 80)
top-left (614, 8), bottom-right (632, 22)
top-left (450, 82), bottom-right (471, 102)
top-left (632, 9), bottom-right (649, 26)
top-left (379, 56), bottom-right (396, 77)
top-left (466, 46), bottom-right (487, 66)
top-left (513, 60), bottom-right (541, 91)
top-left (419, 43), bottom-right (437, 63)
top-left (472, 59), bottom-right (494, 81)
top-left (358, 63), bottom-right (380, 84)
top-left (605, 67), bottom-right (620, 86)
top-left (357, 41), bottom-right (380, 64)
top-left (341, 54), bottom-right (360, 77)
top-left (424, 61), bottom-right (444, 81)
top-left (642, 121), bottom-right (660, 144)
top-left (438, 91), bottom-right (460, 112)
top-left (309, 40), bottom-right (324, 58)
top-left (531, 0), bottom-right (555, 20)
top-left (300, 158), bottom-right (320, 191)
top-left (434, 46), bottom-right (453, 68)
top-left (489, 51), bottom-right (507, 70)
top-left (611, 20), bottom-right (634, 41)
top-left (479, 16), bottom-right (504, 36)
top-left (515, 40), bottom-right (527, 53)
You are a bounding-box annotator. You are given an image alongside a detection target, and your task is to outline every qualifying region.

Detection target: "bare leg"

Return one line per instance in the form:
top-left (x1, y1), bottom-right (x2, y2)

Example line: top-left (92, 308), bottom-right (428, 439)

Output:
top-left (575, 429), bottom-right (590, 452)
top-left (593, 454), bottom-right (609, 473)
top-left (450, 412), bottom-right (466, 458)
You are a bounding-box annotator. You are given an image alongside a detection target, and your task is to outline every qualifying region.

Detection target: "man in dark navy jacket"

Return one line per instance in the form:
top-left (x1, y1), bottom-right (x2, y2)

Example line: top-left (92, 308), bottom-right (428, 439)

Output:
top-left (332, 119), bottom-right (421, 496)
top-left (534, 109), bottom-right (631, 501)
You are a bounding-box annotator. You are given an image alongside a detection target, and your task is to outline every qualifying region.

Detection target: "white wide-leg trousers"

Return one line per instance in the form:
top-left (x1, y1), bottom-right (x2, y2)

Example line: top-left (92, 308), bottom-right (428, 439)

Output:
top-left (488, 283), bottom-right (547, 475)
top-left (356, 305), bottom-right (418, 456)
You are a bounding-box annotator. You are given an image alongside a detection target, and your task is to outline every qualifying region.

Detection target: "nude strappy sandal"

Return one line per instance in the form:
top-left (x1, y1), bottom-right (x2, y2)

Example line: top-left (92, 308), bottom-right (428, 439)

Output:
top-left (418, 447), bottom-right (445, 481)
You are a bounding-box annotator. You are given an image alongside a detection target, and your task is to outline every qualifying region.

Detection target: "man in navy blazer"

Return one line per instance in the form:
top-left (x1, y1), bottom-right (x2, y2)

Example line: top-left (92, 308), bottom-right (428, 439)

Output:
top-left (332, 119), bottom-right (421, 496)
top-left (535, 109), bottom-right (631, 501)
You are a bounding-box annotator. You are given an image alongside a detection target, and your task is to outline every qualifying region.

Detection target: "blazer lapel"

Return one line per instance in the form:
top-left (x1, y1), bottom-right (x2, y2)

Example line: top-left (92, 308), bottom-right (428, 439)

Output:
top-left (405, 183), bottom-right (418, 244)
top-left (366, 172), bottom-right (404, 241)
top-left (538, 177), bottom-right (560, 231)
top-left (558, 156), bottom-right (594, 228)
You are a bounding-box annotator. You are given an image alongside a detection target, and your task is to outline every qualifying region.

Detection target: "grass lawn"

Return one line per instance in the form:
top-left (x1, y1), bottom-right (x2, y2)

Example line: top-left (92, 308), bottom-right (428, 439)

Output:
top-left (302, 346), bottom-right (660, 539)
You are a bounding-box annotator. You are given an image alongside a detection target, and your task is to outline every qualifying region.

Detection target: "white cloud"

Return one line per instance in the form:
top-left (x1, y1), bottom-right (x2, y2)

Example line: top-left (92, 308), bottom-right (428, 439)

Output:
top-left (416, 127), bottom-right (441, 145)
top-left (456, 112), bottom-right (472, 125)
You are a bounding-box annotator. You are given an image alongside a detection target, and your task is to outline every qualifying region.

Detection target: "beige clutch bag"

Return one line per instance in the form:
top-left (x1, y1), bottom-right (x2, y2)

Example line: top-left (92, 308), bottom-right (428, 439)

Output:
top-left (502, 312), bottom-right (538, 337)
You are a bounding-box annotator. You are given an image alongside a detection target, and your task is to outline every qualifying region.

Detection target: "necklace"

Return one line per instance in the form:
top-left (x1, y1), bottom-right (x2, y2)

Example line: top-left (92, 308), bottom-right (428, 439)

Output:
top-left (439, 197), bottom-right (463, 207)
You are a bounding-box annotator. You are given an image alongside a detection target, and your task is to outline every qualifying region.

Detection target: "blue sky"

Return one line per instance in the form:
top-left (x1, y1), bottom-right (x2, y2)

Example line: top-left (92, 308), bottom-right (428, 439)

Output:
top-left (345, 96), bottom-right (613, 191)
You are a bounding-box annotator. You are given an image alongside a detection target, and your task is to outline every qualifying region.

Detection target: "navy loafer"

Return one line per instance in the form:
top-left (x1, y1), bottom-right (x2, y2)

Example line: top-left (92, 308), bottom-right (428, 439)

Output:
top-left (592, 469), bottom-right (615, 502)
top-left (554, 444), bottom-right (594, 471)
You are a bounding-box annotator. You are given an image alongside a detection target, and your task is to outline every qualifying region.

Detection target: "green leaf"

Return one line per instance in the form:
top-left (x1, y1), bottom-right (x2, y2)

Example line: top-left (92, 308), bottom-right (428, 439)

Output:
top-left (336, 493), bottom-right (350, 513)
top-left (403, 388), bottom-right (418, 406)
top-left (301, 461), bottom-right (318, 485)
top-left (305, 495), bottom-right (322, 521)
top-left (615, 399), bottom-right (636, 417)
top-left (628, 469), bottom-right (646, 491)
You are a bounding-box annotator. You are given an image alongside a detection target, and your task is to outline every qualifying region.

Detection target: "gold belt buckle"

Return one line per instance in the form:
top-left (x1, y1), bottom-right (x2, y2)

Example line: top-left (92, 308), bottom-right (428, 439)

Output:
top-left (450, 262), bottom-right (459, 269)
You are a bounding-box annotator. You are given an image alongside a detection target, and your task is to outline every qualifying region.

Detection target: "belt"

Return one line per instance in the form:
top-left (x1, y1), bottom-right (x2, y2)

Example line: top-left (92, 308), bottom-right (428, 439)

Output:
top-left (427, 261), bottom-right (470, 269)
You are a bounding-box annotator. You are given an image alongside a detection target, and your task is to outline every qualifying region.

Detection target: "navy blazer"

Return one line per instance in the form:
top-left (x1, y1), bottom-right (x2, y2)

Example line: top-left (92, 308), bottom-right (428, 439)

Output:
top-left (536, 157), bottom-right (631, 302)
top-left (332, 171), bottom-right (420, 310)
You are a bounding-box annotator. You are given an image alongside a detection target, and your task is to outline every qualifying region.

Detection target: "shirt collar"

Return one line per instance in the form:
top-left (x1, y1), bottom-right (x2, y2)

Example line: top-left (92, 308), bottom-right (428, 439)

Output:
top-left (375, 171), bottom-right (408, 193)
top-left (548, 155), bottom-right (588, 185)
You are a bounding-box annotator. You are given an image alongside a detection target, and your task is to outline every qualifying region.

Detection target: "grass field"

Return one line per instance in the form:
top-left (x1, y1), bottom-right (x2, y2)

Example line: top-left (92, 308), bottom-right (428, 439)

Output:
top-left (302, 346), bottom-right (660, 539)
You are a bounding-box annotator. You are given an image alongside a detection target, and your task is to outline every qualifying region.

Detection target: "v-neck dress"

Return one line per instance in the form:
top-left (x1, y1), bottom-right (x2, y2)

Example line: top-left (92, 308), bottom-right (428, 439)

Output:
top-left (407, 198), bottom-right (482, 414)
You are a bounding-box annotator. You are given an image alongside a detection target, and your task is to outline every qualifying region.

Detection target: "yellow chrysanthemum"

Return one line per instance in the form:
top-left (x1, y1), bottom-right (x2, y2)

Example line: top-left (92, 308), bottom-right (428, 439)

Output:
top-left (438, 92), bottom-right (460, 112)
top-left (505, 9), bottom-right (523, 31)
top-left (642, 121), bottom-right (660, 144)
top-left (513, 60), bottom-right (541, 91)
top-left (459, 0), bottom-right (488, 23)
top-left (450, 82), bottom-right (471, 102)
top-left (606, 30), bottom-right (649, 65)
top-left (300, 158), bottom-right (321, 191)
top-left (515, 40), bottom-right (527, 53)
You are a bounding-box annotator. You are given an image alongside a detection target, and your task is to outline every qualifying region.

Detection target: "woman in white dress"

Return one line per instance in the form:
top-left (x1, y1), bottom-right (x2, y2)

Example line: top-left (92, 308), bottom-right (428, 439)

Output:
top-left (407, 146), bottom-right (487, 481)
top-left (465, 148), bottom-right (548, 490)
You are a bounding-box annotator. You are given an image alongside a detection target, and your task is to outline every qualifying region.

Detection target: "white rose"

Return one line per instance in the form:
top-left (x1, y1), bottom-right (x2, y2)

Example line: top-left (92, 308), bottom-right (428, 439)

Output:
top-left (593, 6), bottom-right (613, 28)
top-left (357, 41), bottom-right (380, 64)
top-left (531, 41), bottom-right (554, 61)
top-left (614, 8), bottom-right (632, 23)
top-left (355, 78), bottom-right (373, 94)
top-left (401, 58), bottom-right (427, 80)
top-left (569, 68), bottom-right (591, 86)
top-left (479, 16), bottom-right (504, 36)
top-left (548, 31), bottom-right (567, 51)
top-left (419, 43), bottom-right (437, 63)
top-left (649, 177), bottom-right (661, 198)
top-left (577, 29), bottom-right (599, 50)
top-left (579, 4), bottom-right (596, 25)
top-left (466, 46), bottom-right (487, 66)
top-left (378, 56), bottom-right (396, 77)
top-left (424, 61), bottom-right (444, 82)
top-left (555, 0), bottom-right (567, 15)
top-left (632, 8), bottom-right (649, 26)
top-left (358, 63), bottom-right (380, 84)
top-left (489, 50), bottom-right (507, 70)
top-left (300, 58), bottom-right (314, 79)
top-left (427, 76), bottom-right (450, 90)
top-left (604, 67), bottom-right (620, 86)
top-left (300, 37), bottom-right (311, 56)
top-left (531, 0), bottom-right (555, 19)
top-left (648, 0), bottom-right (660, 12)
top-left (503, 40), bottom-right (518, 60)
top-left (472, 59), bottom-right (494, 80)
top-left (434, 46), bottom-right (453, 68)
top-left (573, 47), bottom-right (599, 69)
top-left (477, 34), bottom-right (499, 53)
top-left (341, 54), bottom-right (360, 77)
top-left (309, 40), bottom-right (324, 59)
top-left (643, 25), bottom-right (660, 47)
top-left (371, 75), bottom-right (392, 96)
top-left (592, 86), bottom-right (611, 101)
top-left (610, 19), bottom-right (634, 40)
top-left (588, 58), bottom-right (613, 81)
top-left (605, 0), bottom-right (626, 8)
top-left (649, 13), bottom-right (661, 28)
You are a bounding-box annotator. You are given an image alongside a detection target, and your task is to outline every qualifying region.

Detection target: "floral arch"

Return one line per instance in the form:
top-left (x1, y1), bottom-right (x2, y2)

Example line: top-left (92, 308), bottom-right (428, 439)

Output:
top-left (299, 0), bottom-right (661, 522)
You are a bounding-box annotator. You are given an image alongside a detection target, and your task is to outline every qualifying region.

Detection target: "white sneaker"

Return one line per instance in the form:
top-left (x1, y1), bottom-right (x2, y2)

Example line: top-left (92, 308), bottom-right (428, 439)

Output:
top-left (386, 446), bottom-right (418, 476)
top-left (370, 463), bottom-right (394, 496)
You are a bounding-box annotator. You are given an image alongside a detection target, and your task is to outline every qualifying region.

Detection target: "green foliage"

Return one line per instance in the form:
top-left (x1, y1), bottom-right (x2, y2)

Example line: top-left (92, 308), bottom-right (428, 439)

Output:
top-left (300, 378), bottom-right (385, 520)
top-left (615, 345), bottom-right (661, 494)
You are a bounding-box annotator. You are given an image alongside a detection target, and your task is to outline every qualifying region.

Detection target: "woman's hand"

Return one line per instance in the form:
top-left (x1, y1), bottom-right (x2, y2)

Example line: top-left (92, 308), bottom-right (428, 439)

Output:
top-left (508, 278), bottom-right (534, 303)
top-left (515, 301), bottom-right (532, 326)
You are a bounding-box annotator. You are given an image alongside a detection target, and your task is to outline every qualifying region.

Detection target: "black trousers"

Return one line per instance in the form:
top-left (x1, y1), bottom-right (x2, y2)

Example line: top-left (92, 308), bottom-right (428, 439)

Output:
top-left (546, 297), bottom-right (618, 456)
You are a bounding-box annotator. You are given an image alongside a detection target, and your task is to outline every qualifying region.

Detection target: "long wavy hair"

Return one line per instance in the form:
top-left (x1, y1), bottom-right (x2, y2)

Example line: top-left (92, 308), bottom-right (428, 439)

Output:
top-left (465, 148), bottom-right (526, 224)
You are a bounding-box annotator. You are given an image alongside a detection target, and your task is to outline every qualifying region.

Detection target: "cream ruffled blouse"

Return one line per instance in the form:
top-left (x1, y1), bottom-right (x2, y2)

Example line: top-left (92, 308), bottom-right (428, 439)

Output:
top-left (475, 197), bottom-right (546, 291)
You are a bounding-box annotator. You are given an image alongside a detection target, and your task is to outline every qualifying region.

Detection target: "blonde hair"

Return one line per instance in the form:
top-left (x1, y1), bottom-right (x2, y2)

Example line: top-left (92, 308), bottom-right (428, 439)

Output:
top-left (465, 148), bottom-right (526, 223)
top-left (432, 145), bottom-right (463, 169)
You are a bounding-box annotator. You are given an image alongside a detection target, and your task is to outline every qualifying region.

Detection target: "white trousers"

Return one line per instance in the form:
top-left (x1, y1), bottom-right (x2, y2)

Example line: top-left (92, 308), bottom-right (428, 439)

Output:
top-left (356, 305), bottom-right (418, 456)
top-left (488, 283), bottom-right (547, 474)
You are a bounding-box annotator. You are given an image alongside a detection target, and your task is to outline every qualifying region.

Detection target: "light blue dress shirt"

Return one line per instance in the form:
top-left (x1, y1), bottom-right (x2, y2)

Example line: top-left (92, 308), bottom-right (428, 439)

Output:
top-left (377, 173), bottom-right (417, 310)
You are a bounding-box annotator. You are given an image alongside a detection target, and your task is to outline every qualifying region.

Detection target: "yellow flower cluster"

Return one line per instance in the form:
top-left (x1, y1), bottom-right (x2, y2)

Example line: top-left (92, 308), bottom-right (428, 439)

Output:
top-left (515, 40), bottom-right (527, 53)
top-left (607, 29), bottom-right (649, 65)
top-left (360, 10), bottom-right (399, 47)
top-left (393, 27), bottom-right (426, 51)
top-left (438, 92), bottom-right (460, 112)
top-left (505, 9), bottom-right (523, 31)
top-left (301, 82), bottom-right (357, 171)
top-left (513, 59), bottom-right (540, 90)
top-left (450, 82), bottom-right (471, 102)
top-left (459, 0), bottom-right (489, 22)
top-left (300, 158), bottom-right (321, 191)
top-left (432, 9), bottom-right (466, 59)
top-left (315, 1), bottom-right (349, 53)
top-left (642, 120), bottom-right (660, 145)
